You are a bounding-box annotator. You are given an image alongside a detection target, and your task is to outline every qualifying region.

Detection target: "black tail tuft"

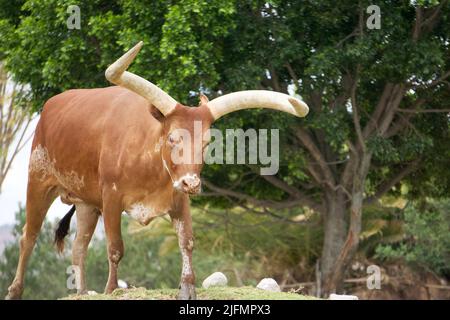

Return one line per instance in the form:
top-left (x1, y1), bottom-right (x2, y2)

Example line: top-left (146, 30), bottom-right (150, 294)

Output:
top-left (54, 205), bottom-right (76, 254)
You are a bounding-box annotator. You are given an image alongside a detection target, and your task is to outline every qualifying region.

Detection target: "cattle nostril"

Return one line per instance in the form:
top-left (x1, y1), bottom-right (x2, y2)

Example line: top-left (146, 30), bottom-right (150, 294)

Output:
top-left (180, 175), bottom-right (201, 193)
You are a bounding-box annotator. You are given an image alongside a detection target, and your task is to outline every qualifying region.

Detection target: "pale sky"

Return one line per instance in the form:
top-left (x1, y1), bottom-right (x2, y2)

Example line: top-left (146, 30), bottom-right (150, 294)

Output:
top-left (0, 116), bottom-right (68, 226)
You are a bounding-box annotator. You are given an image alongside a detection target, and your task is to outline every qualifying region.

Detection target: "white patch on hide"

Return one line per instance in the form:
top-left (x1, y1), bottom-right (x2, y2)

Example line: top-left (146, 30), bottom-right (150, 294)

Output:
top-left (173, 180), bottom-right (181, 191)
top-left (29, 144), bottom-right (53, 177)
top-left (112, 183), bottom-right (118, 191)
top-left (173, 180), bottom-right (182, 190)
top-left (29, 144), bottom-right (84, 190)
top-left (187, 239), bottom-right (194, 251)
top-left (174, 220), bottom-right (192, 277)
top-left (128, 203), bottom-right (154, 225)
top-left (127, 203), bottom-right (169, 226)
top-left (154, 137), bottom-right (164, 152)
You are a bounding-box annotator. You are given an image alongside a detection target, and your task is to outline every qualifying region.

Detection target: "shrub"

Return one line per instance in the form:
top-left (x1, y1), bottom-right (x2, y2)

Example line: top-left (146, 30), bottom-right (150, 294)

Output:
top-left (375, 199), bottom-right (450, 277)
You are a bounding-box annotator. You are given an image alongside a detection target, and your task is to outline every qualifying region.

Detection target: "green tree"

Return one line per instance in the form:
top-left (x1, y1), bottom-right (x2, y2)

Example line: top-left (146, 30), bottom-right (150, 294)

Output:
top-left (1, 0), bottom-right (449, 295)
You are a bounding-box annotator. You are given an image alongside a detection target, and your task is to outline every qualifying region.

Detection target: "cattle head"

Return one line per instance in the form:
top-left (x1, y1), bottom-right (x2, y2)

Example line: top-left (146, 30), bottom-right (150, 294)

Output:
top-left (105, 42), bottom-right (309, 195)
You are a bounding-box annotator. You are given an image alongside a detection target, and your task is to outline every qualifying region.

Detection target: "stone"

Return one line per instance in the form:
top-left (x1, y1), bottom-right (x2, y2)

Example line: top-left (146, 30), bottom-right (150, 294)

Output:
top-left (328, 293), bottom-right (359, 300)
top-left (256, 278), bottom-right (281, 292)
top-left (202, 272), bottom-right (228, 289)
top-left (118, 279), bottom-right (128, 289)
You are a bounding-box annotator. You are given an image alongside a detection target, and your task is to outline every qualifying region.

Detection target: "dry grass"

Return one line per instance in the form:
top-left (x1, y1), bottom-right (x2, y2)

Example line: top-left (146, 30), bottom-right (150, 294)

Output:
top-left (63, 286), bottom-right (319, 300)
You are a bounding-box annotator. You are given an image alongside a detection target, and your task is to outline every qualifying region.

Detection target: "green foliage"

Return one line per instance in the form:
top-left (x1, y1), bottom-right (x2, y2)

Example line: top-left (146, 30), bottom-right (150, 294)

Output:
top-left (0, 0), bottom-right (237, 109)
top-left (358, 202), bottom-right (405, 254)
top-left (375, 199), bottom-right (450, 277)
top-left (367, 135), bottom-right (400, 163)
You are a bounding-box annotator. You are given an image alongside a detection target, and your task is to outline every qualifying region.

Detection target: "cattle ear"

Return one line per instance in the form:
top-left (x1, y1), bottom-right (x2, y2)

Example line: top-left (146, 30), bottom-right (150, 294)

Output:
top-left (149, 104), bottom-right (165, 122)
top-left (199, 93), bottom-right (209, 105)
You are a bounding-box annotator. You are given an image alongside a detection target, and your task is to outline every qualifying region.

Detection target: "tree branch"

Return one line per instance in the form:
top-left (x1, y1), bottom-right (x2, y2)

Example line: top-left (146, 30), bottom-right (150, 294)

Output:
top-left (285, 62), bottom-right (299, 85)
top-left (258, 172), bottom-right (322, 210)
top-left (336, 29), bottom-right (359, 47)
top-left (413, 6), bottom-right (423, 42)
top-left (350, 72), bottom-right (366, 151)
top-left (383, 99), bottom-right (426, 137)
top-left (384, 113), bottom-right (414, 138)
top-left (421, 0), bottom-right (448, 33)
top-left (397, 108), bottom-right (450, 113)
top-left (378, 84), bottom-right (406, 135)
top-left (202, 180), bottom-right (317, 211)
top-left (365, 159), bottom-right (420, 204)
top-left (362, 83), bottom-right (395, 138)
top-left (295, 127), bottom-right (336, 187)
top-left (269, 66), bottom-right (282, 92)
top-left (412, 70), bottom-right (450, 89)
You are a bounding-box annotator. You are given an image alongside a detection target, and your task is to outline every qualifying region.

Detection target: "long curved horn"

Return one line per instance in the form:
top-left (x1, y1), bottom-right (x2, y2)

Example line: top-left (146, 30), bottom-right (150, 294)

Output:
top-left (207, 90), bottom-right (309, 120)
top-left (105, 41), bottom-right (177, 116)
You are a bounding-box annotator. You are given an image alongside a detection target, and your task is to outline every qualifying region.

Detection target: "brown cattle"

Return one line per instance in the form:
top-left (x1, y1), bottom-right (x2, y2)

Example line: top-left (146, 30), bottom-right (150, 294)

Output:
top-left (5, 42), bottom-right (308, 300)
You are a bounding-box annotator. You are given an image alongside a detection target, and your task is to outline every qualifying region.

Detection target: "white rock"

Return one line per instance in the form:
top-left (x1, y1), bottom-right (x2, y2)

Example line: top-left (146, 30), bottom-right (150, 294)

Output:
top-left (329, 293), bottom-right (359, 300)
top-left (87, 291), bottom-right (98, 296)
top-left (256, 278), bottom-right (281, 292)
top-left (202, 272), bottom-right (228, 289)
top-left (118, 279), bottom-right (128, 289)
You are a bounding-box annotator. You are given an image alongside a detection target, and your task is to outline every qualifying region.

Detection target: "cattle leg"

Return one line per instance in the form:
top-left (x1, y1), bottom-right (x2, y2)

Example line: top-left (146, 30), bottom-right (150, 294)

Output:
top-left (171, 197), bottom-right (196, 300)
top-left (72, 203), bottom-right (99, 294)
top-left (5, 179), bottom-right (56, 300)
top-left (102, 199), bottom-right (124, 294)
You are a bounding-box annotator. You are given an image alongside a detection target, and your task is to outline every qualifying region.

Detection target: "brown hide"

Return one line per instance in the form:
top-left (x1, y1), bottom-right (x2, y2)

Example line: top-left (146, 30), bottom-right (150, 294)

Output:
top-left (33, 85), bottom-right (212, 215)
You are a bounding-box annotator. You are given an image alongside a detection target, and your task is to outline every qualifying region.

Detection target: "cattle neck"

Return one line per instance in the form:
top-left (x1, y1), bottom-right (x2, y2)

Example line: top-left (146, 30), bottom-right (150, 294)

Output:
top-left (161, 151), bottom-right (175, 184)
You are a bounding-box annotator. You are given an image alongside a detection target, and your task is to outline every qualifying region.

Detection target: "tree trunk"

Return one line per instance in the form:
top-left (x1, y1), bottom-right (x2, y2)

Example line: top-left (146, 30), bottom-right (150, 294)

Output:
top-left (318, 190), bottom-right (347, 297)
top-left (321, 191), bottom-right (363, 297)
top-left (318, 154), bottom-right (371, 297)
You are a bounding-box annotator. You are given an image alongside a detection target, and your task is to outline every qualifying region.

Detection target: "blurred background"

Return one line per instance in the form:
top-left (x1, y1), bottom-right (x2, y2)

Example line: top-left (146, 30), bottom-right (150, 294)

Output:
top-left (0, 0), bottom-right (449, 299)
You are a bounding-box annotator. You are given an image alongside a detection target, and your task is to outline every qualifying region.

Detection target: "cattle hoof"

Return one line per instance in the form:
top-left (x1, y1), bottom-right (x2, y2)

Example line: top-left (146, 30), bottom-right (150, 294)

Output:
top-left (178, 283), bottom-right (196, 300)
top-left (104, 284), bottom-right (118, 295)
top-left (5, 284), bottom-right (23, 300)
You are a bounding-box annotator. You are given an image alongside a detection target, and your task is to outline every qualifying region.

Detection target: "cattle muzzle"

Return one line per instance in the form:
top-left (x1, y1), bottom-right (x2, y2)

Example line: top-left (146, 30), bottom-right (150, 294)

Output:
top-left (174, 174), bottom-right (201, 195)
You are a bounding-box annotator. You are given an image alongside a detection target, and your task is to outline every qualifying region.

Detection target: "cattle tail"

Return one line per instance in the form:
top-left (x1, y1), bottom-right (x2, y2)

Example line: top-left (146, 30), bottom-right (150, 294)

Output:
top-left (54, 205), bottom-right (76, 254)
